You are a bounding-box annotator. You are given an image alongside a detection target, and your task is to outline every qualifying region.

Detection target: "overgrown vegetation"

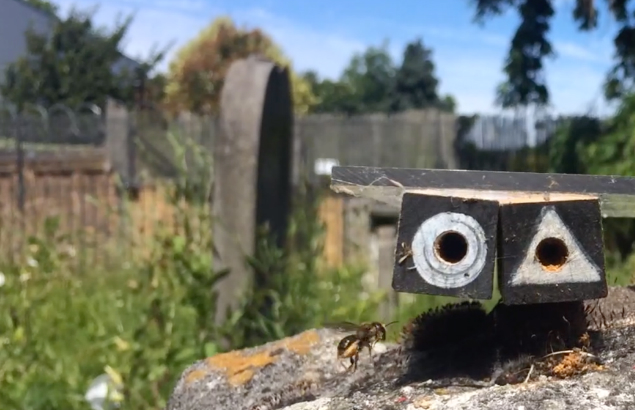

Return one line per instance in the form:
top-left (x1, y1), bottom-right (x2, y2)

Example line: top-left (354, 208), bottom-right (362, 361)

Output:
top-left (164, 16), bottom-right (316, 116)
top-left (0, 127), bottom-right (392, 409)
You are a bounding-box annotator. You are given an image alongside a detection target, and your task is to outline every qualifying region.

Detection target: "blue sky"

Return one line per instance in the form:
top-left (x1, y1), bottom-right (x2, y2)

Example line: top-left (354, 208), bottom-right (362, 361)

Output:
top-left (54, 0), bottom-right (620, 115)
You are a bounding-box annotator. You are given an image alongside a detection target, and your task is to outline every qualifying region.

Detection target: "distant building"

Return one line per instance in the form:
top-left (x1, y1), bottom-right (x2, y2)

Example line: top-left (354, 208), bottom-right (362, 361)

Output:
top-left (0, 0), bottom-right (141, 89)
top-left (462, 113), bottom-right (564, 150)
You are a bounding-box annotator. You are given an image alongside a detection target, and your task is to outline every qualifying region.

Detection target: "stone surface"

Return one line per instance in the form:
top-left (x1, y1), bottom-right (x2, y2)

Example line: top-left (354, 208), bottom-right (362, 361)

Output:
top-left (212, 55), bottom-right (294, 325)
top-left (168, 286), bottom-right (635, 410)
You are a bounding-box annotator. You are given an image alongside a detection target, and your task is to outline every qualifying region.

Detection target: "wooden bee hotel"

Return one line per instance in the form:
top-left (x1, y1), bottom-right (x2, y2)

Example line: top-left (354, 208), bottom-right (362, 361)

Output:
top-left (330, 166), bottom-right (635, 305)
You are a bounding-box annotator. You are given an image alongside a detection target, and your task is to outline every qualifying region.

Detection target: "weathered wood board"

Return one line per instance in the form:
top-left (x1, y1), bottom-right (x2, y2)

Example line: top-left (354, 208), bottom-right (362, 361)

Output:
top-left (331, 166), bottom-right (635, 218)
top-left (212, 56), bottom-right (293, 324)
top-left (497, 198), bottom-right (607, 304)
top-left (393, 193), bottom-right (498, 299)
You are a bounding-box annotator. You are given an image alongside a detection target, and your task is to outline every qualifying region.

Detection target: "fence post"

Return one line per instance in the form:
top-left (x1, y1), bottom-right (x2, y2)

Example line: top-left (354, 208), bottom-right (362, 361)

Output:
top-left (127, 112), bottom-right (137, 191)
top-left (14, 113), bottom-right (25, 213)
top-left (104, 99), bottom-right (135, 259)
top-left (104, 98), bottom-right (139, 189)
top-left (212, 56), bottom-right (294, 325)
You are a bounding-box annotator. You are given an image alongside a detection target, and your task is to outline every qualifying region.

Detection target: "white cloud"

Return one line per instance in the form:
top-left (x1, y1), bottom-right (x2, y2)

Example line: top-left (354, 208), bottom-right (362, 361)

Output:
top-left (48, 0), bottom-right (615, 116)
top-left (421, 26), bottom-right (508, 48)
top-left (428, 38), bottom-right (615, 116)
top-left (555, 41), bottom-right (602, 62)
top-left (53, 0), bottom-right (213, 71)
top-left (228, 8), bottom-right (366, 79)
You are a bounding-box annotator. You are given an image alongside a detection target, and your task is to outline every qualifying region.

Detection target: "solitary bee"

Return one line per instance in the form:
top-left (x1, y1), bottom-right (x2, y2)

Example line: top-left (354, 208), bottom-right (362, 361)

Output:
top-left (397, 242), bottom-right (413, 265)
top-left (337, 334), bottom-right (363, 372)
top-left (328, 321), bottom-right (398, 372)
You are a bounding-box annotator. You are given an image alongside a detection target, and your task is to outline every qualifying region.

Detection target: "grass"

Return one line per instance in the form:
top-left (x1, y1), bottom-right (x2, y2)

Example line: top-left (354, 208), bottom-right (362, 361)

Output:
top-left (0, 135), bottom-right (392, 409)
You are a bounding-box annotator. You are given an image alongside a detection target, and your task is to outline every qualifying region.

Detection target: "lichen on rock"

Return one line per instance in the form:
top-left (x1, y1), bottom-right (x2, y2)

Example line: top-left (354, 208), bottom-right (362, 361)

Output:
top-left (167, 286), bottom-right (635, 410)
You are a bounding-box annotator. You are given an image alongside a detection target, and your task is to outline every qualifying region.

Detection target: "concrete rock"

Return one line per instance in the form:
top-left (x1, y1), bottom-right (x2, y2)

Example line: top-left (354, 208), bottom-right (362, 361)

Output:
top-left (167, 286), bottom-right (635, 410)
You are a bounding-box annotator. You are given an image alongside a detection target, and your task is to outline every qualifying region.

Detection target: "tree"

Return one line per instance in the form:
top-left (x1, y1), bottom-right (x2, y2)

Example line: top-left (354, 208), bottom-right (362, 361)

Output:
top-left (164, 17), bottom-right (316, 115)
top-left (440, 95), bottom-right (457, 112)
top-left (1, 7), bottom-right (165, 110)
top-left (302, 41), bottom-right (398, 114)
top-left (23, 0), bottom-right (58, 15)
top-left (306, 39), bottom-right (455, 114)
top-left (469, 0), bottom-right (635, 107)
top-left (302, 71), bottom-right (360, 114)
top-left (302, 70), bottom-right (348, 114)
top-left (392, 38), bottom-right (442, 111)
top-left (339, 41), bottom-right (397, 113)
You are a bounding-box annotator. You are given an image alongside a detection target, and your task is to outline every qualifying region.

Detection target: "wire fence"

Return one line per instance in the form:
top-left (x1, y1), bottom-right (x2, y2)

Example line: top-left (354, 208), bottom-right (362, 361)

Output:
top-left (0, 102), bottom-right (114, 267)
top-left (0, 99), bottom-right (566, 266)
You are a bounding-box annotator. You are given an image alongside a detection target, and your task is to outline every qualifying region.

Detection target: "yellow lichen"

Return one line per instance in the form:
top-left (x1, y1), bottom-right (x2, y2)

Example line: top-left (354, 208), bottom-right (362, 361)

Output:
top-left (206, 350), bottom-right (276, 386)
top-left (184, 369), bottom-right (209, 385)
top-left (270, 330), bottom-right (320, 355)
top-left (200, 330), bottom-right (321, 386)
top-left (229, 368), bottom-right (256, 386)
top-left (551, 352), bottom-right (603, 378)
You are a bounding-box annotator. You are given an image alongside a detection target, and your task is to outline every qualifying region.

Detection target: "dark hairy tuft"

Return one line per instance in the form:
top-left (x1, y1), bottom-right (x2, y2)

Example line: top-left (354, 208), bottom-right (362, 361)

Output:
top-left (397, 299), bottom-right (594, 387)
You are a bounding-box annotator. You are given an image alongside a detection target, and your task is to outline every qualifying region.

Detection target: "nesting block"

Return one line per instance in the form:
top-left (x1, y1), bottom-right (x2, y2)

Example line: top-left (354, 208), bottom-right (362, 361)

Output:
top-left (392, 192), bottom-right (499, 299)
top-left (497, 198), bottom-right (607, 305)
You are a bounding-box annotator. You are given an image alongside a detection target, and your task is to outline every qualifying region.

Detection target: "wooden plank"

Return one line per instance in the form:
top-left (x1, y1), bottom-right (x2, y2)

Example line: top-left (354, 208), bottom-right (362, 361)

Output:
top-left (497, 198), bottom-right (607, 304)
top-left (330, 166), bottom-right (635, 218)
top-left (212, 57), bottom-right (294, 326)
top-left (376, 224), bottom-right (398, 320)
top-left (318, 195), bottom-right (344, 267)
top-left (393, 192), bottom-right (498, 299)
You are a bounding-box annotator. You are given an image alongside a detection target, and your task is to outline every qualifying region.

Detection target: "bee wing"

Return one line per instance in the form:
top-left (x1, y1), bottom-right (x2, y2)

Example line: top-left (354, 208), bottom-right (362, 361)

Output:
top-left (323, 321), bottom-right (361, 332)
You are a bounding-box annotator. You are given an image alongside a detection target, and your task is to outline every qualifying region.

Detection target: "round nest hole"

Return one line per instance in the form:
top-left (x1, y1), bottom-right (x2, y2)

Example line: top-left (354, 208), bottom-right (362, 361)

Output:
top-left (535, 237), bottom-right (569, 271)
top-left (434, 231), bottom-right (468, 264)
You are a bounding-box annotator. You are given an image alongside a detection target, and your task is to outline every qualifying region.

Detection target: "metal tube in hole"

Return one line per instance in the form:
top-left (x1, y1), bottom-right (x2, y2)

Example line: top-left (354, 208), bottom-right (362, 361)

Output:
top-left (433, 230), bottom-right (468, 264)
top-left (411, 211), bottom-right (488, 289)
top-left (535, 237), bottom-right (569, 272)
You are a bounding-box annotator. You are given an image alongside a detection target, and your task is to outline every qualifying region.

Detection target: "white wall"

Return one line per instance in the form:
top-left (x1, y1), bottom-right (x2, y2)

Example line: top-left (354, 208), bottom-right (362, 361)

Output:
top-left (0, 0), bottom-right (140, 90)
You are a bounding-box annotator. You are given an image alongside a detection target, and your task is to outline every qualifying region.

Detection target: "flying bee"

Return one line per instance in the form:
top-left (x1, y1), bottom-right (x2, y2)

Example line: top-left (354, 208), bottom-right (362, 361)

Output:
top-left (327, 320), bottom-right (399, 372)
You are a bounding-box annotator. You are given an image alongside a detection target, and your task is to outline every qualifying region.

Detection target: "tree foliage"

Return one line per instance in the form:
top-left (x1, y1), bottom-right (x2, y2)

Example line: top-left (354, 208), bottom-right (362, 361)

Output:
top-left (393, 38), bottom-right (449, 111)
top-left (1, 7), bottom-right (165, 110)
top-left (164, 17), bottom-right (317, 115)
top-left (470, 0), bottom-right (635, 107)
top-left (302, 71), bottom-right (360, 114)
top-left (23, 0), bottom-right (59, 15)
top-left (581, 93), bottom-right (635, 176)
top-left (306, 38), bottom-right (455, 114)
top-left (340, 41), bottom-right (398, 113)
top-left (547, 115), bottom-right (602, 174)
